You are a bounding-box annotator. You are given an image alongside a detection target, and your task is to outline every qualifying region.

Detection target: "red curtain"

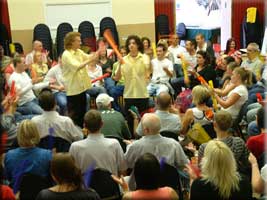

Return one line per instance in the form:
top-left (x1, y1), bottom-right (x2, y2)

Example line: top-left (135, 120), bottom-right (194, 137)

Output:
top-left (232, 0), bottom-right (264, 49)
top-left (154, 0), bottom-right (175, 34)
top-left (0, 0), bottom-right (12, 40)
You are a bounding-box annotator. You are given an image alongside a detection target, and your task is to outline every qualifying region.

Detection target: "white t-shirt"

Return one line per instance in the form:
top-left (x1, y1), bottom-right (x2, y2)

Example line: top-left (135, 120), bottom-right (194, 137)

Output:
top-left (168, 45), bottom-right (186, 64)
top-left (222, 85), bottom-right (248, 120)
top-left (8, 72), bottom-right (36, 106)
top-left (183, 52), bottom-right (197, 71)
top-left (87, 65), bottom-right (103, 87)
top-left (261, 164), bottom-right (267, 182)
top-left (151, 58), bottom-right (173, 83)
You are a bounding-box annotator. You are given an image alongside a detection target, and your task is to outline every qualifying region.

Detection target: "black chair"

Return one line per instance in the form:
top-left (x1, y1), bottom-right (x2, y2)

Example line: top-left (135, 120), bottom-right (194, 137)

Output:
top-left (176, 22), bottom-right (186, 40)
top-left (159, 162), bottom-right (183, 200)
top-left (99, 17), bottom-right (119, 47)
top-left (105, 135), bottom-right (127, 152)
top-left (33, 23), bottom-right (53, 60)
top-left (155, 14), bottom-right (170, 41)
top-left (89, 168), bottom-right (121, 200)
top-left (78, 21), bottom-right (97, 52)
top-left (19, 173), bottom-right (51, 200)
top-left (56, 22), bottom-right (73, 57)
top-left (0, 23), bottom-right (11, 56)
top-left (38, 135), bottom-right (71, 152)
top-left (232, 101), bottom-right (249, 140)
top-left (160, 131), bottom-right (179, 141)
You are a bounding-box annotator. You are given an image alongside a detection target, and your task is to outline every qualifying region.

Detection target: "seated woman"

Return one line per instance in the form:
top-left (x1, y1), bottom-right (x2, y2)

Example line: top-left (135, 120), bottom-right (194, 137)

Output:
top-left (181, 85), bottom-right (213, 136)
top-left (4, 120), bottom-right (52, 187)
top-left (113, 153), bottom-right (178, 200)
top-left (215, 67), bottom-right (251, 121)
top-left (224, 38), bottom-right (237, 56)
top-left (31, 51), bottom-right (49, 84)
top-left (86, 59), bottom-right (106, 98)
top-left (36, 153), bottom-right (100, 200)
top-left (171, 50), bottom-right (217, 96)
top-left (188, 140), bottom-right (252, 200)
top-left (141, 37), bottom-right (153, 60)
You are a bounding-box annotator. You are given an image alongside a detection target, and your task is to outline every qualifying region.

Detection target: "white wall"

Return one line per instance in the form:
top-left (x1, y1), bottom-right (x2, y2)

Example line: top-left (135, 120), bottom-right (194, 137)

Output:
top-left (220, 0), bottom-right (232, 51)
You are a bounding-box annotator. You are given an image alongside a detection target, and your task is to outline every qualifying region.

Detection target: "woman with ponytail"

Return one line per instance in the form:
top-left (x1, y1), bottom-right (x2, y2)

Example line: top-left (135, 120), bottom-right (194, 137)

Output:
top-left (215, 67), bottom-right (251, 120)
top-left (36, 153), bottom-right (100, 200)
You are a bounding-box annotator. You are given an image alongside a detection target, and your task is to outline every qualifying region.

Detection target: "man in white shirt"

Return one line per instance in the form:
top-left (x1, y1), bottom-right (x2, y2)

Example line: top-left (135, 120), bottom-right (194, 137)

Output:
top-left (32, 89), bottom-right (83, 143)
top-left (44, 57), bottom-right (67, 115)
top-left (168, 34), bottom-right (186, 77)
top-left (147, 44), bottom-right (173, 96)
top-left (8, 55), bottom-right (50, 120)
top-left (69, 110), bottom-right (127, 176)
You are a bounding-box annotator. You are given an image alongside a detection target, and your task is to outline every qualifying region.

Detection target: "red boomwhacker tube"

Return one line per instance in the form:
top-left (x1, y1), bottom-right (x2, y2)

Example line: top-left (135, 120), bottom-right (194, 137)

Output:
top-left (91, 73), bottom-right (110, 83)
top-left (10, 80), bottom-right (16, 97)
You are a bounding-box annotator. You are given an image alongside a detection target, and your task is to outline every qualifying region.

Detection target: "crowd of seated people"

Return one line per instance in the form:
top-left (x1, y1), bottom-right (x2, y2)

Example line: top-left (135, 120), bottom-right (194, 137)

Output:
top-left (0, 30), bottom-right (266, 200)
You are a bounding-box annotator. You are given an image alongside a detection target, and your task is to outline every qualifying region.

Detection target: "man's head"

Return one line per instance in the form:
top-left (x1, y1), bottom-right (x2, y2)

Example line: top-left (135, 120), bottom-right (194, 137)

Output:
top-left (156, 43), bottom-right (166, 60)
top-left (141, 113), bottom-right (161, 135)
top-left (13, 55), bottom-right (26, 72)
top-left (171, 34), bottom-right (179, 46)
top-left (96, 93), bottom-right (114, 110)
top-left (125, 35), bottom-right (143, 54)
top-left (33, 40), bottom-right (43, 52)
top-left (38, 89), bottom-right (56, 111)
top-left (213, 110), bottom-right (233, 132)
top-left (246, 42), bottom-right (260, 60)
top-left (256, 107), bottom-right (266, 131)
top-left (84, 110), bottom-right (103, 133)
top-left (185, 39), bottom-right (197, 52)
top-left (156, 92), bottom-right (171, 111)
top-left (195, 33), bottom-right (205, 47)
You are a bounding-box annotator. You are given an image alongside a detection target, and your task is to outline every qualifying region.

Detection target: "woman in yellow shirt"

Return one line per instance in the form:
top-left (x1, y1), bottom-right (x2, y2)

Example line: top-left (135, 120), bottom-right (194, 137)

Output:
top-left (31, 51), bottom-right (48, 84)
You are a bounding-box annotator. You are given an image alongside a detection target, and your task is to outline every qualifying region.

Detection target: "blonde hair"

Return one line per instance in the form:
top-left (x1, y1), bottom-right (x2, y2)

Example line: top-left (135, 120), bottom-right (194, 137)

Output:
top-left (201, 140), bottom-right (240, 199)
top-left (17, 120), bottom-right (40, 147)
top-left (192, 85), bottom-right (210, 105)
top-left (64, 32), bottom-right (81, 50)
top-left (233, 67), bottom-right (252, 86)
top-left (33, 51), bottom-right (42, 63)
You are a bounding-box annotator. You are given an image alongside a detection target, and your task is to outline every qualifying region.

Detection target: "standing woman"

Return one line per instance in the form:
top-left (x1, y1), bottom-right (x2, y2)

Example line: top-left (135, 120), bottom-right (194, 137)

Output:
top-left (61, 32), bottom-right (97, 127)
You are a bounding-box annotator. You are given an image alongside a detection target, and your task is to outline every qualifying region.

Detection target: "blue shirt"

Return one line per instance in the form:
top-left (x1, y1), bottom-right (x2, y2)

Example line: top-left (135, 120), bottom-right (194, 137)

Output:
top-left (4, 147), bottom-right (52, 186)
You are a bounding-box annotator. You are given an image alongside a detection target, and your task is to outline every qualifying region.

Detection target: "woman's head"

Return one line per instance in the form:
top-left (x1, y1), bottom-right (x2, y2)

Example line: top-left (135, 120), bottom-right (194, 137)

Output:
top-left (231, 67), bottom-right (252, 86)
top-left (225, 38), bottom-right (236, 53)
top-left (125, 35), bottom-right (143, 54)
top-left (17, 120), bottom-right (40, 147)
top-left (51, 153), bottom-right (83, 190)
top-left (201, 140), bottom-right (240, 199)
top-left (119, 46), bottom-right (127, 57)
top-left (196, 50), bottom-right (210, 66)
top-left (141, 37), bottom-right (151, 50)
top-left (134, 153), bottom-right (160, 190)
top-left (33, 51), bottom-right (43, 64)
top-left (64, 32), bottom-right (81, 50)
top-left (226, 61), bottom-right (239, 74)
top-left (192, 85), bottom-right (210, 105)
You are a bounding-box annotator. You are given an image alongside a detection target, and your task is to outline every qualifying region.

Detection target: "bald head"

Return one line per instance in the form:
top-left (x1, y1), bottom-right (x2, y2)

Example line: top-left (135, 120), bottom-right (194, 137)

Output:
top-left (33, 40), bottom-right (43, 52)
top-left (141, 113), bottom-right (161, 135)
top-left (157, 92), bottom-right (171, 110)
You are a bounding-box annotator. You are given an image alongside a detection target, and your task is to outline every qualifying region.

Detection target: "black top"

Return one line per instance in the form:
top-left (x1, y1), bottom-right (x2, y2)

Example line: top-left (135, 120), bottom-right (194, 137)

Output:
top-left (190, 177), bottom-right (252, 200)
top-left (190, 65), bottom-right (217, 88)
top-left (99, 59), bottom-right (114, 75)
top-left (36, 188), bottom-right (100, 200)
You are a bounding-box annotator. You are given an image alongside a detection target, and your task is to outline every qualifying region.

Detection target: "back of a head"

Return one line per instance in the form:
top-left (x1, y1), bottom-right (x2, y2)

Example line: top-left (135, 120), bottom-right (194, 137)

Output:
top-left (157, 92), bottom-right (171, 110)
top-left (134, 153), bottom-right (160, 190)
top-left (201, 140), bottom-right (240, 199)
top-left (141, 113), bottom-right (161, 135)
top-left (84, 110), bottom-right (102, 133)
top-left (17, 120), bottom-right (40, 147)
top-left (214, 110), bottom-right (233, 131)
top-left (234, 67), bottom-right (253, 86)
top-left (38, 89), bottom-right (56, 111)
top-left (51, 153), bottom-right (83, 190)
top-left (257, 107), bottom-right (266, 130)
top-left (192, 85), bottom-right (210, 105)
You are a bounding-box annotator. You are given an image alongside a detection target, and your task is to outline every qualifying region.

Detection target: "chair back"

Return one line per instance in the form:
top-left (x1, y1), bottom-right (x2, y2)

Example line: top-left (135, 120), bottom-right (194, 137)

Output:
top-left (39, 135), bottom-right (71, 152)
top-left (89, 168), bottom-right (121, 200)
top-left (19, 173), bottom-right (51, 200)
top-left (78, 21), bottom-right (97, 51)
top-left (99, 17), bottom-right (119, 47)
top-left (156, 15), bottom-right (170, 41)
top-left (160, 131), bottom-right (178, 141)
top-left (56, 22), bottom-right (73, 56)
top-left (176, 22), bottom-right (186, 39)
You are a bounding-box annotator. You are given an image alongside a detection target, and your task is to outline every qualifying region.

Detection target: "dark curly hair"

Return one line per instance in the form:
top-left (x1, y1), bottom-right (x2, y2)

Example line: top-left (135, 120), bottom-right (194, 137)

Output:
top-left (125, 35), bottom-right (144, 54)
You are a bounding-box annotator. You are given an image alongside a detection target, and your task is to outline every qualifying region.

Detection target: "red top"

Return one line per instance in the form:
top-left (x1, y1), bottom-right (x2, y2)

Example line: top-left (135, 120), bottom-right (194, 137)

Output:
top-left (130, 187), bottom-right (173, 200)
top-left (1, 185), bottom-right (16, 200)
top-left (246, 133), bottom-right (266, 159)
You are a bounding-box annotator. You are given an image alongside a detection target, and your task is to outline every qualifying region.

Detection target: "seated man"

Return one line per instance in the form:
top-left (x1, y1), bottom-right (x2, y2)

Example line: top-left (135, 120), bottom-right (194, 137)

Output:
top-left (136, 92), bottom-right (181, 136)
top-left (246, 107), bottom-right (266, 159)
top-left (147, 44), bottom-right (173, 96)
top-left (8, 55), bottom-right (52, 120)
top-left (96, 93), bottom-right (131, 140)
top-left (69, 110), bottom-right (126, 176)
top-left (195, 33), bottom-right (215, 62)
top-left (25, 40), bottom-right (49, 66)
top-left (32, 89), bottom-right (83, 143)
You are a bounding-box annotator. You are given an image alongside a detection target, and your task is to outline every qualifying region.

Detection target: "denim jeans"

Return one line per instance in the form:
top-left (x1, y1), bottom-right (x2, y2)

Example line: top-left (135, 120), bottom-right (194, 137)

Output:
top-left (16, 99), bottom-right (43, 115)
top-left (109, 85), bottom-right (124, 112)
top-left (147, 83), bottom-right (169, 96)
top-left (86, 86), bottom-right (106, 98)
top-left (54, 92), bottom-right (67, 115)
top-left (104, 77), bottom-right (115, 93)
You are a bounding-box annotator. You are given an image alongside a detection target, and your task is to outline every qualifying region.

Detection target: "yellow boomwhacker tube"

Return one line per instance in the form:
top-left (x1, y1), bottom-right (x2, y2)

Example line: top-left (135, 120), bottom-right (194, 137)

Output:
top-left (180, 54), bottom-right (190, 85)
top-left (208, 80), bottom-right (218, 111)
top-left (151, 42), bottom-right (157, 58)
